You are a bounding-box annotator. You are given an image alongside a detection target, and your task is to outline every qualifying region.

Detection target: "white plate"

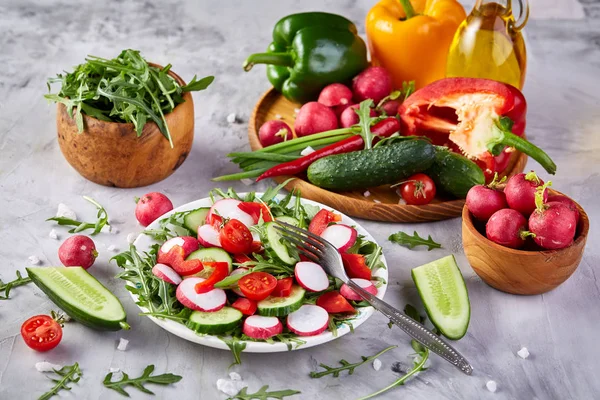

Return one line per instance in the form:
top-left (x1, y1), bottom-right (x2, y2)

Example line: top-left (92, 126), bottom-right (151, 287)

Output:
top-left (132, 194), bottom-right (388, 353)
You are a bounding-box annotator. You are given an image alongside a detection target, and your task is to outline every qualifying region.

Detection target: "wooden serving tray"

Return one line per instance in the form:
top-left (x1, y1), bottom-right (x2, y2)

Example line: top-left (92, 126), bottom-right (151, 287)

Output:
top-left (248, 89), bottom-right (528, 222)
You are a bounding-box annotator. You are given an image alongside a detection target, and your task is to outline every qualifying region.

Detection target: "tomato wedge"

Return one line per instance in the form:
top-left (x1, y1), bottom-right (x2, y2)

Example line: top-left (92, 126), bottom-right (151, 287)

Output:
top-left (316, 291), bottom-right (356, 314)
top-left (238, 202), bottom-right (273, 223)
top-left (341, 253), bottom-right (372, 280)
top-left (271, 277), bottom-right (293, 297)
top-left (233, 254), bottom-right (253, 264)
top-left (238, 272), bottom-right (277, 301)
top-left (231, 298), bottom-right (257, 316)
top-left (162, 245), bottom-right (203, 276)
top-left (308, 209), bottom-right (341, 236)
top-left (21, 315), bottom-right (63, 352)
top-left (194, 261), bottom-right (229, 293)
top-left (220, 219), bottom-right (254, 254)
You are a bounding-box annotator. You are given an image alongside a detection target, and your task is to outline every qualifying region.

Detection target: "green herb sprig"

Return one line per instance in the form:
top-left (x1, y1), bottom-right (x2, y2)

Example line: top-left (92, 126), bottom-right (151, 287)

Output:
top-left (38, 362), bottom-right (82, 400)
top-left (103, 364), bottom-right (182, 397)
top-left (227, 385), bottom-right (301, 400)
top-left (310, 345), bottom-right (397, 378)
top-left (46, 196), bottom-right (109, 235)
top-left (0, 270), bottom-right (31, 300)
top-left (388, 231), bottom-right (442, 251)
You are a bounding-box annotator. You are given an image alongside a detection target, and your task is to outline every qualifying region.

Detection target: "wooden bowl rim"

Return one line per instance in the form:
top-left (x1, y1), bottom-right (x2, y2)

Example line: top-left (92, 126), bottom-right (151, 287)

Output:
top-left (462, 189), bottom-right (589, 256)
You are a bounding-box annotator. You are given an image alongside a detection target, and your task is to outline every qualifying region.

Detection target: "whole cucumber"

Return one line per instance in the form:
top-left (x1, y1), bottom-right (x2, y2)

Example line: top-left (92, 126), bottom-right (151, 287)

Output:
top-left (307, 140), bottom-right (435, 190)
top-left (426, 147), bottom-right (485, 198)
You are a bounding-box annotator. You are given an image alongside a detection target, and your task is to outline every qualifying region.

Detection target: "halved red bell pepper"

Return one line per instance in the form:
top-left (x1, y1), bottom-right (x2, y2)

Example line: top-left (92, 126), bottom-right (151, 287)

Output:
top-left (271, 277), bottom-right (293, 297)
top-left (238, 202), bottom-right (273, 223)
top-left (308, 209), bottom-right (342, 236)
top-left (399, 78), bottom-right (556, 175)
top-left (341, 253), bottom-right (371, 280)
top-left (231, 298), bottom-right (257, 316)
top-left (161, 245), bottom-right (204, 276)
top-left (194, 261), bottom-right (229, 293)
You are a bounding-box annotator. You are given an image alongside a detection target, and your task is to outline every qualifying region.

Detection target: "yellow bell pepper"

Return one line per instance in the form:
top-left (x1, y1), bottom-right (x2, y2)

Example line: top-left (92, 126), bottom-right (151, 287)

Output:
top-left (366, 0), bottom-right (466, 89)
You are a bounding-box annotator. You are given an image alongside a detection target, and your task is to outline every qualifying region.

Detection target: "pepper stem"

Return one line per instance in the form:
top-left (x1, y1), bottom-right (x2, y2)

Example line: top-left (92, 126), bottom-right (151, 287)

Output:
top-left (398, 0), bottom-right (416, 19)
top-left (243, 52), bottom-right (294, 72)
top-left (499, 131), bottom-right (557, 175)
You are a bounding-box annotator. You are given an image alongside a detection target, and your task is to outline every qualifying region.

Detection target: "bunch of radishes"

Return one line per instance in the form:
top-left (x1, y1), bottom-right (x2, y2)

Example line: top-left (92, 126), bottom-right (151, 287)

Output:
top-left (258, 66), bottom-right (395, 147)
top-left (466, 171), bottom-right (580, 250)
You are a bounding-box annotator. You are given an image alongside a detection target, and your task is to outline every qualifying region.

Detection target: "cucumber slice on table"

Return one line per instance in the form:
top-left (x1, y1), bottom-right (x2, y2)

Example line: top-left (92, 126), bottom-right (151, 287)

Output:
top-left (26, 267), bottom-right (129, 331)
top-left (258, 285), bottom-right (305, 317)
top-left (186, 307), bottom-right (242, 334)
top-left (187, 248), bottom-right (233, 273)
top-left (263, 222), bottom-right (296, 265)
top-left (183, 207), bottom-right (210, 234)
top-left (411, 255), bottom-right (470, 340)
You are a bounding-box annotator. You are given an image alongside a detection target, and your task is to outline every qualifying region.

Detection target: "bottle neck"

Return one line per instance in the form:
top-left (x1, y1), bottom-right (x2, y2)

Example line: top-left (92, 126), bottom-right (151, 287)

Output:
top-left (474, 0), bottom-right (513, 17)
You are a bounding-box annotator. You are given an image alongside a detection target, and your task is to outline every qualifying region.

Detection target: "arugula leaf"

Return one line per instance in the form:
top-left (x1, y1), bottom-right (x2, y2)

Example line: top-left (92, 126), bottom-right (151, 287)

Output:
top-left (103, 364), bottom-right (182, 396)
top-left (142, 209), bottom-right (194, 241)
top-left (0, 270), bottom-right (31, 300)
top-left (38, 362), bottom-right (82, 400)
top-left (388, 231), bottom-right (441, 251)
top-left (356, 99), bottom-right (376, 149)
top-left (310, 346), bottom-right (396, 378)
top-left (227, 385), bottom-right (301, 400)
top-left (182, 75), bottom-right (215, 92)
top-left (46, 196), bottom-right (109, 235)
top-left (219, 335), bottom-right (247, 366)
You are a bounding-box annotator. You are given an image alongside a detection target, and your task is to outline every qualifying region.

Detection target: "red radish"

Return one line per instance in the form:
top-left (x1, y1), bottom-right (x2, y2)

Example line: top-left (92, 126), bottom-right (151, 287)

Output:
top-left (197, 224), bottom-right (222, 248)
top-left (352, 66), bottom-right (393, 104)
top-left (58, 235), bottom-right (97, 269)
top-left (379, 99), bottom-right (401, 116)
top-left (318, 83), bottom-right (353, 107)
top-left (232, 298), bottom-right (257, 316)
top-left (528, 184), bottom-right (578, 250)
top-left (207, 199), bottom-right (254, 227)
top-left (152, 263), bottom-right (182, 285)
top-left (294, 102), bottom-right (338, 137)
top-left (135, 192), bottom-right (174, 226)
top-left (505, 172), bottom-right (547, 216)
top-left (340, 279), bottom-right (377, 301)
top-left (258, 120), bottom-right (293, 147)
top-left (287, 305), bottom-right (329, 336)
top-left (157, 236), bottom-right (199, 263)
top-left (339, 104), bottom-right (377, 128)
top-left (243, 315), bottom-right (283, 339)
top-left (486, 209), bottom-right (529, 249)
top-left (230, 267), bottom-right (250, 297)
top-left (295, 261), bottom-right (329, 292)
top-left (320, 224), bottom-right (357, 252)
top-left (316, 291), bottom-right (355, 314)
top-left (466, 181), bottom-right (508, 222)
top-left (176, 277), bottom-right (226, 312)
top-left (547, 194), bottom-right (580, 223)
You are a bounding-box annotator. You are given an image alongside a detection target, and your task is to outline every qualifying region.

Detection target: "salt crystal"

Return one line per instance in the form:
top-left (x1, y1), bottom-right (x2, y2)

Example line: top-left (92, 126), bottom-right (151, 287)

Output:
top-left (486, 380), bottom-right (497, 393)
top-left (127, 233), bottom-right (138, 244)
top-left (241, 179), bottom-right (254, 186)
top-left (227, 113), bottom-right (237, 123)
top-left (275, 114), bottom-right (282, 119)
top-left (372, 359), bottom-right (382, 371)
top-left (217, 378), bottom-right (244, 396)
top-left (363, 191), bottom-right (371, 197)
top-left (28, 255), bottom-right (40, 265)
top-left (56, 203), bottom-right (77, 220)
top-left (517, 347), bottom-right (530, 359)
top-left (111, 226), bottom-right (120, 234)
top-left (294, 108), bottom-right (300, 113)
top-left (300, 146), bottom-right (315, 156)
top-left (48, 229), bottom-right (59, 240)
top-left (35, 362), bottom-right (63, 372)
top-left (107, 244), bottom-right (117, 252)
top-left (229, 372), bottom-right (242, 381)
top-left (109, 367), bottom-right (120, 373)
top-left (373, 199), bottom-right (381, 204)
top-left (117, 338), bottom-right (129, 351)
top-left (398, 198), bottom-right (407, 205)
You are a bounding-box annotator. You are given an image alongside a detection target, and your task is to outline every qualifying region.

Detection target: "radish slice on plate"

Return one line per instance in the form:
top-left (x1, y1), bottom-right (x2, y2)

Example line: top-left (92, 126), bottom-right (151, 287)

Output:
top-left (176, 277), bottom-right (226, 312)
top-left (243, 315), bottom-right (283, 339)
top-left (230, 267), bottom-right (249, 297)
top-left (207, 199), bottom-right (254, 227)
top-left (157, 236), bottom-right (199, 263)
top-left (198, 224), bottom-right (222, 248)
top-left (287, 304), bottom-right (329, 336)
top-left (295, 261), bottom-right (329, 292)
top-left (320, 224), bottom-right (357, 252)
top-left (340, 279), bottom-right (377, 301)
top-left (152, 263), bottom-right (182, 285)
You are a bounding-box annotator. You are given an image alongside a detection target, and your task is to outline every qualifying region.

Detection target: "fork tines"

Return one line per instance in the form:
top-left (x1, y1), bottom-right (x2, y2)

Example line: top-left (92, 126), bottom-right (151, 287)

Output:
top-left (274, 221), bottom-right (325, 262)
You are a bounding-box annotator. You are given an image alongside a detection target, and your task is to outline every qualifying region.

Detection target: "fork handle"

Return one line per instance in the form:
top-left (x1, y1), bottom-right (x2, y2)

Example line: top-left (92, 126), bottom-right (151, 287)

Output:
top-left (346, 280), bottom-right (473, 375)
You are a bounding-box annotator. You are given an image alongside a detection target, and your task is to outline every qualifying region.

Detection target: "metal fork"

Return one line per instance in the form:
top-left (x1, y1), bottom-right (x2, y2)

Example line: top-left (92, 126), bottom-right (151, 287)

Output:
top-left (274, 220), bottom-right (474, 375)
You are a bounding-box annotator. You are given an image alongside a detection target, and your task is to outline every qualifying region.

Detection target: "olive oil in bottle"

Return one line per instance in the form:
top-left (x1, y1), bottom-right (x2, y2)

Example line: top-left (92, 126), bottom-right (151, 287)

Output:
top-left (446, 0), bottom-right (529, 89)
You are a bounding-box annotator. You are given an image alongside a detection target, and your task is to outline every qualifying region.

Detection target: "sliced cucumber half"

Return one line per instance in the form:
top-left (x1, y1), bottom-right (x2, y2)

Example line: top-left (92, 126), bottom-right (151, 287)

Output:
top-left (186, 307), bottom-right (242, 334)
top-left (258, 285), bottom-right (305, 317)
top-left (183, 207), bottom-right (210, 234)
top-left (187, 248), bottom-right (233, 274)
top-left (26, 267), bottom-right (128, 331)
top-left (263, 222), bottom-right (296, 265)
top-left (411, 255), bottom-right (470, 340)
top-left (275, 216), bottom-right (299, 226)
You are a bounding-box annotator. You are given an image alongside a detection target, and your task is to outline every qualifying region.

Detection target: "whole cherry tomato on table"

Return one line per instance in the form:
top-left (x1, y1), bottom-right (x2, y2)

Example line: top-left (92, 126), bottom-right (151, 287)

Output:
top-left (396, 173), bottom-right (437, 205)
top-left (21, 315), bottom-right (63, 352)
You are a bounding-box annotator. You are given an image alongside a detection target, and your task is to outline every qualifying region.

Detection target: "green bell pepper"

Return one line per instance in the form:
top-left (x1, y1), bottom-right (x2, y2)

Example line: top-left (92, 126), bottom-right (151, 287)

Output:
top-left (243, 12), bottom-right (369, 104)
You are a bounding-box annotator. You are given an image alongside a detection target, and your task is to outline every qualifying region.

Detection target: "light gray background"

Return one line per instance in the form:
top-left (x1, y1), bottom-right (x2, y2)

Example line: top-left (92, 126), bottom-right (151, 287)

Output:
top-left (1, 0), bottom-right (599, 399)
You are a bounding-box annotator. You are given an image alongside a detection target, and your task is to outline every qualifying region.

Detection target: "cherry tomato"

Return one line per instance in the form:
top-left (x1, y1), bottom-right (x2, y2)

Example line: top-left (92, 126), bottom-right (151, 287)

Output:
top-left (231, 298), bottom-right (257, 316)
top-left (233, 254), bottom-right (253, 264)
top-left (238, 272), bottom-right (277, 301)
top-left (21, 315), bottom-right (63, 352)
top-left (271, 277), bottom-right (293, 297)
top-left (316, 291), bottom-right (356, 314)
top-left (398, 173), bottom-right (436, 206)
top-left (341, 253), bottom-right (371, 280)
top-left (308, 209), bottom-right (341, 236)
top-left (161, 245), bottom-right (204, 276)
top-left (194, 262), bottom-right (229, 293)
top-left (220, 219), bottom-right (253, 254)
top-left (237, 202), bottom-right (273, 223)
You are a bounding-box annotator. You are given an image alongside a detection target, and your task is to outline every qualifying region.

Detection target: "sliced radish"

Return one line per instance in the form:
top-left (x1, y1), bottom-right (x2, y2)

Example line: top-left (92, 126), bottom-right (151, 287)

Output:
top-left (320, 224), bottom-right (357, 252)
top-left (243, 315), bottom-right (283, 339)
top-left (230, 267), bottom-right (249, 297)
top-left (207, 199), bottom-right (254, 227)
top-left (157, 236), bottom-right (199, 263)
top-left (287, 305), bottom-right (329, 336)
top-left (152, 263), bottom-right (182, 285)
top-left (295, 262), bottom-right (329, 292)
top-left (197, 224), bottom-right (222, 248)
top-left (176, 277), bottom-right (226, 312)
top-left (340, 279), bottom-right (377, 301)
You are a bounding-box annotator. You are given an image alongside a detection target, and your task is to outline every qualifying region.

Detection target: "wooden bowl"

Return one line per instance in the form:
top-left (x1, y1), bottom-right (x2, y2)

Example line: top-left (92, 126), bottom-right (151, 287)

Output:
top-left (56, 65), bottom-right (194, 188)
top-left (462, 192), bottom-right (589, 295)
top-left (248, 88), bottom-right (528, 222)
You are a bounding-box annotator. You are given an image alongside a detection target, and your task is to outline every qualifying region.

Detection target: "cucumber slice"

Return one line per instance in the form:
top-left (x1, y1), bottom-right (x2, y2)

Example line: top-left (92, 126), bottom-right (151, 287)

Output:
top-left (411, 255), bottom-right (470, 340)
top-left (263, 222), bottom-right (296, 265)
top-left (276, 216), bottom-right (299, 226)
top-left (26, 267), bottom-right (128, 331)
top-left (183, 207), bottom-right (210, 234)
top-left (187, 248), bottom-right (233, 274)
top-left (186, 307), bottom-right (242, 334)
top-left (258, 285), bottom-right (305, 317)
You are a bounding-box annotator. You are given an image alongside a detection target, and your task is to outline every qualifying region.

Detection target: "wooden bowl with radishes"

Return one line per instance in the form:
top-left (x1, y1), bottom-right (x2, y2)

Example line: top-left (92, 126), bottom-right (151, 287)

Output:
top-left (462, 173), bottom-right (589, 295)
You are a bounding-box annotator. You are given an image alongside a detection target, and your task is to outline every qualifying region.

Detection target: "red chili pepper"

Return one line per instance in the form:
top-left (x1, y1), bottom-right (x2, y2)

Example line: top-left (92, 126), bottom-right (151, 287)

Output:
top-left (194, 261), bottom-right (229, 293)
top-left (256, 117), bottom-right (401, 181)
top-left (398, 78), bottom-right (555, 175)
